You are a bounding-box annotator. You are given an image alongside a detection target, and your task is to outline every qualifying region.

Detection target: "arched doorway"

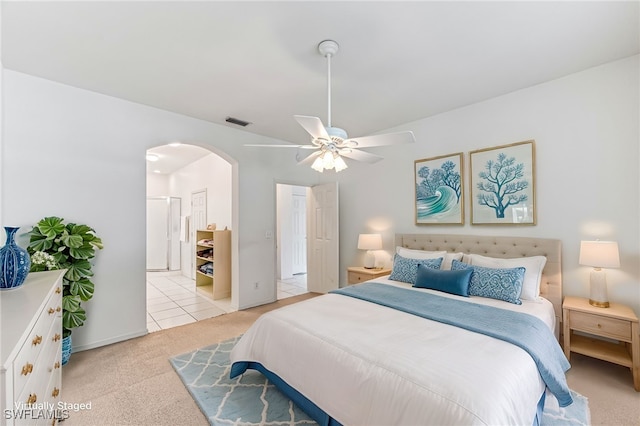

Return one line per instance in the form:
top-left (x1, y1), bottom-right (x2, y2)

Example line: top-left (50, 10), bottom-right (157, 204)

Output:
top-left (145, 142), bottom-right (237, 331)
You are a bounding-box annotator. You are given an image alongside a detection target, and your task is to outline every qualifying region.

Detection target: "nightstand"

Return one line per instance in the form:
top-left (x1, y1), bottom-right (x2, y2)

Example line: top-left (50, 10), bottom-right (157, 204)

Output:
top-left (347, 266), bottom-right (392, 285)
top-left (563, 296), bottom-right (639, 391)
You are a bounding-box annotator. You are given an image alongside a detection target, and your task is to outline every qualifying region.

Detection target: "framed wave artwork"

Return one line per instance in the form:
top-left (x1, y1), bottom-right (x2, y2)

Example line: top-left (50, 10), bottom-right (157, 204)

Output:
top-left (414, 153), bottom-right (464, 225)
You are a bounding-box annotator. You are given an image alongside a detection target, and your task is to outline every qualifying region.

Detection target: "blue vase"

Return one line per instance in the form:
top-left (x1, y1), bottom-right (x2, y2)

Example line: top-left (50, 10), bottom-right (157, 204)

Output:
top-left (0, 227), bottom-right (31, 290)
top-left (61, 335), bottom-right (72, 365)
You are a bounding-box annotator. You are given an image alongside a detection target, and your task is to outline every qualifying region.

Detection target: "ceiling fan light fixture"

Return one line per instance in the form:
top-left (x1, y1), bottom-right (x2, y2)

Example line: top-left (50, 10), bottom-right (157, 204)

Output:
top-left (334, 154), bottom-right (348, 172)
top-left (311, 156), bottom-right (325, 173)
top-left (247, 39), bottom-right (414, 170)
top-left (322, 151), bottom-right (335, 169)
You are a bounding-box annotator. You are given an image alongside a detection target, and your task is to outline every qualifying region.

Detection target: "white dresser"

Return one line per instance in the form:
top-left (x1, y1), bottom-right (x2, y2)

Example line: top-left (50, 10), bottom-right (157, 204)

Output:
top-left (1, 270), bottom-right (65, 426)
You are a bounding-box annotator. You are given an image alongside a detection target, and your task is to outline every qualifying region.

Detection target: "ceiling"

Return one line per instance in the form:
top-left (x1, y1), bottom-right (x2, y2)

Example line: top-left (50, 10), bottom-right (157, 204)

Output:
top-left (2, 1), bottom-right (639, 173)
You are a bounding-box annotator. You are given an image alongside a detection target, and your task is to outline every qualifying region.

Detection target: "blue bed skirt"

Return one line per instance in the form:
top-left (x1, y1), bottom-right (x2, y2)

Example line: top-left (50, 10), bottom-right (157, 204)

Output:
top-left (231, 361), bottom-right (545, 426)
top-left (230, 361), bottom-right (342, 426)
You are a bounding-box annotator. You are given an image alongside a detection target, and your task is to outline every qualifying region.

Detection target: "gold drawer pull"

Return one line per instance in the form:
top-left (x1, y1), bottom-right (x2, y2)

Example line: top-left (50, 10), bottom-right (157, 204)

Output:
top-left (52, 333), bottom-right (61, 342)
top-left (56, 306), bottom-right (61, 312)
top-left (21, 363), bottom-right (34, 376)
top-left (55, 287), bottom-right (61, 294)
top-left (54, 361), bottom-right (61, 369)
top-left (597, 323), bottom-right (602, 328)
top-left (27, 393), bottom-right (37, 404)
top-left (32, 335), bottom-right (43, 346)
top-left (49, 308), bottom-right (55, 315)
top-left (52, 387), bottom-right (60, 398)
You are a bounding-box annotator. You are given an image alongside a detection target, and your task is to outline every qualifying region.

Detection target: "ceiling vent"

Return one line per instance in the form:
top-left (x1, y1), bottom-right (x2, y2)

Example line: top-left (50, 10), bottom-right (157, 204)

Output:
top-left (225, 116), bottom-right (251, 127)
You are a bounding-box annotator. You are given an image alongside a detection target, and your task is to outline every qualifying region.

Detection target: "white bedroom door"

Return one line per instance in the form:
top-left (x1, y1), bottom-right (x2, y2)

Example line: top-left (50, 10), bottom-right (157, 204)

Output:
top-left (291, 192), bottom-right (307, 275)
top-left (306, 182), bottom-right (339, 293)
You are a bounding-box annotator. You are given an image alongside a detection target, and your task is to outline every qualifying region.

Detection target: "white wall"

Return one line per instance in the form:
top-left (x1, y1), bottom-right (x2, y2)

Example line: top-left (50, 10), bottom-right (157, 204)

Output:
top-left (146, 172), bottom-right (169, 197)
top-left (2, 55), bottom-right (638, 351)
top-left (2, 70), bottom-right (321, 351)
top-left (169, 153), bottom-right (232, 230)
top-left (167, 152), bottom-right (232, 276)
top-left (332, 55), bottom-right (640, 314)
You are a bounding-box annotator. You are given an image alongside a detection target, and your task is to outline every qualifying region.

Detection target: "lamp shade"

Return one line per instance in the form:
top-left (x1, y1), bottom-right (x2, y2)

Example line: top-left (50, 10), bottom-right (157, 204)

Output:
top-left (579, 241), bottom-right (620, 268)
top-left (357, 234), bottom-right (382, 251)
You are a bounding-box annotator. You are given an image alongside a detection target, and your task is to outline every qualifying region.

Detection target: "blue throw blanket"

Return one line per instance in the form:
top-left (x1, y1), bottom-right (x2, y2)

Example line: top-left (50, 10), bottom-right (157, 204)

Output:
top-left (331, 282), bottom-right (573, 407)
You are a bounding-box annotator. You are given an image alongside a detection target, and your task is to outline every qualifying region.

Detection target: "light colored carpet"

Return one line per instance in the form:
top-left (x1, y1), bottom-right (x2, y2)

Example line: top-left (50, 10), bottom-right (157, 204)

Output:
top-left (61, 293), bottom-right (640, 425)
top-left (169, 336), bottom-right (589, 426)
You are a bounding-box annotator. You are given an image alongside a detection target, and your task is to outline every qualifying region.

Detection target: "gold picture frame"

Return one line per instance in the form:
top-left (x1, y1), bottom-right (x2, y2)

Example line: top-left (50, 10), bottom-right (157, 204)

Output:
top-left (414, 152), bottom-right (464, 225)
top-left (470, 140), bottom-right (536, 225)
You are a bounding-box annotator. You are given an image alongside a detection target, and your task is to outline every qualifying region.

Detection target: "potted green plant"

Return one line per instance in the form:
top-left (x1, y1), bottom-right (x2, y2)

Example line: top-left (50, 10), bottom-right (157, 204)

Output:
top-left (27, 216), bottom-right (103, 364)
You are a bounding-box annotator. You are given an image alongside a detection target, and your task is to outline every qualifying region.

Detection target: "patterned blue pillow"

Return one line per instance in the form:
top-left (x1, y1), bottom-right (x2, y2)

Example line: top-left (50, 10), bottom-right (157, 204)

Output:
top-left (451, 259), bottom-right (524, 305)
top-left (389, 254), bottom-right (443, 284)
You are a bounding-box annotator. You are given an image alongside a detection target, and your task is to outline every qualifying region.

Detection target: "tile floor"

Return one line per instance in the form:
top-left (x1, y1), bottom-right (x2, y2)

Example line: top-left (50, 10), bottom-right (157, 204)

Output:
top-left (146, 271), bottom-right (308, 332)
top-left (146, 271), bottom-right (234, 332)
top-left (277, 273), bottom-right (308, 300)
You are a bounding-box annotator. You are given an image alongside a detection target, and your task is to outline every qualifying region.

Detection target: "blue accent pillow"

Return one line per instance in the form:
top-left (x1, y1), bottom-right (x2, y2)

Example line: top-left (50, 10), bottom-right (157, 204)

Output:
top-left (413, 265), bottom-right (472, 297)
top-left (389, 254), bottom-right (443, 284)
top-left (451, 259), bottom-right (525, 305)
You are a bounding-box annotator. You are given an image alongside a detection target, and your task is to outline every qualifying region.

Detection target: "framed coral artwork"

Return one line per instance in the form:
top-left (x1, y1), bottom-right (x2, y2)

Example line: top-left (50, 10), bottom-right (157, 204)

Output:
top-left (414, 152), bottom-right (464, 225)
top-left (470, 140), bottom-right (536, 225)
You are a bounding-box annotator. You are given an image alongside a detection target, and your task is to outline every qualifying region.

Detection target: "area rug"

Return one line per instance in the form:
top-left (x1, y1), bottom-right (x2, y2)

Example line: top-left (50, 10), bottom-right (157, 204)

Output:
top-left (169, 336), bottom-right (590, 426)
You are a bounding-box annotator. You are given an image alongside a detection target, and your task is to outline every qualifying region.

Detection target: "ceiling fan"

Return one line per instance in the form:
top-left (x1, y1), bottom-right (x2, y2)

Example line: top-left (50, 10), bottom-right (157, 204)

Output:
top-left (246, 39), bottom-right (416, 172)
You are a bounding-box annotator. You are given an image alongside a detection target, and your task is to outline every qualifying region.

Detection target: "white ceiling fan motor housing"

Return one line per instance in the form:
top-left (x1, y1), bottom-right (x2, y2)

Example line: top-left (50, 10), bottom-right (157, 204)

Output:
top-left (318, 40), bottom-right (339, 57)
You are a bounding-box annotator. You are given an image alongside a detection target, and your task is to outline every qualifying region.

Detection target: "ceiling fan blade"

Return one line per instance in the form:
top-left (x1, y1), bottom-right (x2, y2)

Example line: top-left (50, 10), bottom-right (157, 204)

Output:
top-left (245, 144), bottom-right (317, 149)
top-left (340, 149), bottom-right (384, 164)
top-left (294, 115), bottom-right (329, 140)
top-left (344, 131), bottom-right (415, 148)
top-left (298, 150), bottom-right (322, 166)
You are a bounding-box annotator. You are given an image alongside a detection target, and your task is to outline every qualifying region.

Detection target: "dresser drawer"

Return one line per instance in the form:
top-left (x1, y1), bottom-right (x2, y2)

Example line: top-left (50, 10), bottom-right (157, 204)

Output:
top-left (12, 292), bottom-right (62, 398)
top-left (570, 311), bottom-right (632, 341)
top-left (348, 271), bottom-right (370, 284)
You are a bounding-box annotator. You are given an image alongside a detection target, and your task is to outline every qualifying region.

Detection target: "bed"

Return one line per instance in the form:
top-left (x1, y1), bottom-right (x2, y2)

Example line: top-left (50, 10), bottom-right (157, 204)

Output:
top-left (230, 234), bottom-right (570, 425)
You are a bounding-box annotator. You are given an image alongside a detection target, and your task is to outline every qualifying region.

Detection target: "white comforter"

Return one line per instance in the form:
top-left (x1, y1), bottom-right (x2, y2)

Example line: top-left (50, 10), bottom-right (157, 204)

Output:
top-left (231, 278), bottom-right (557, 425)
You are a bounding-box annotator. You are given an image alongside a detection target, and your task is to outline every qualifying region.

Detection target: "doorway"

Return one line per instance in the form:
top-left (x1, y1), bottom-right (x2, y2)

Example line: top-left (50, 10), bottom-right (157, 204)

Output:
top-left (276, 181), bottom-right (339, 298)
top-left (145, 144), bottom-right (235, 332)
top-left (146, 196), bottom-right (181, 272)
top-left (276, 184), bottom-right (308, 300)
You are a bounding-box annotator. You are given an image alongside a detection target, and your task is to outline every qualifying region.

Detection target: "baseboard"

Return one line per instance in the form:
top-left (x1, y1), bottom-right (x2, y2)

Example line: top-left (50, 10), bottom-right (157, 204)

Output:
top-left (238, 296), bottom-right (276, 310)
top-left (71, 329), bottom-right (148, 352)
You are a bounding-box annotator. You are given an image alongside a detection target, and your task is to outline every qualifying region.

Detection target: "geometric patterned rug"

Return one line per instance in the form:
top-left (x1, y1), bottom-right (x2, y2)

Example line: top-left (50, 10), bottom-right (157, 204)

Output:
top-left (169, 336), bottom-right (590, 426)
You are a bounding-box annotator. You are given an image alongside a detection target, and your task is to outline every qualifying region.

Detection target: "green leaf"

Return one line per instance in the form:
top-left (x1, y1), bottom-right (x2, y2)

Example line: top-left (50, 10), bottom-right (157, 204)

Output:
top-left (65, 259), bottom-right (93, 281)
top-left (29, 263), bottom-right (47, 273)
top-left (69, 243), bottom-right (95, 260)
top-left (69, 224), bottom-right (92, 236)
top-left (69, 278), bottom-right (94, 301)
top-left (60, 233), bottom-right (83, 249)
top-left (62, 294), bottom-right (81, 311)
top-left (37, 217), bottom-right (66, 238)
top-left (28, 227), bottom-right (53, 253)
top-left (63, 307), bottom-right (86, 330)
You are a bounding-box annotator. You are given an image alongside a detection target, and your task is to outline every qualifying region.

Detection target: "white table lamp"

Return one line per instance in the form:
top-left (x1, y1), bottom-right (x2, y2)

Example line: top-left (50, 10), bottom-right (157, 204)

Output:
top-left (358, 234), bottom-right (382, 269)
top-left (579, 240), bottom-right (620, 308)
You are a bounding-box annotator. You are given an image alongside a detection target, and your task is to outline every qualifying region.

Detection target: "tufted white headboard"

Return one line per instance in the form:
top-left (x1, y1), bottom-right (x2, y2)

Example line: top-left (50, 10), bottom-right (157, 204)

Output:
top-left (395, 233), bottom-right (563, 339)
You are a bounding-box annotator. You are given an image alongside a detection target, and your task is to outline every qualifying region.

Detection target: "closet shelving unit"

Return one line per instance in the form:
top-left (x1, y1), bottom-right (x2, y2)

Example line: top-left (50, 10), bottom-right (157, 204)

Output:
top-left (195, 228), bottom-right (231, 300)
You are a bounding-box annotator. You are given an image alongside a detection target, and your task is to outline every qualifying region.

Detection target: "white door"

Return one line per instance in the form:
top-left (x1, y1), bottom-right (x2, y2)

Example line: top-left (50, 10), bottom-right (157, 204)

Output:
top-left (168, 197), bottom-right (182, 271)
top-left (191, 190), bottom-right (207, 279)
top-left (306, 182), bottom-right (339, 293)
top-left (146, 198), bottom-right (169, 270)
top-left (291, 193), bottom-right (307, 275)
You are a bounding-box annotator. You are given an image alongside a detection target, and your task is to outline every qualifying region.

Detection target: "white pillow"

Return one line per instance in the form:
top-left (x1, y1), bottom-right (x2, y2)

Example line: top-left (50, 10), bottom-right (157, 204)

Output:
top-left (395, 247), bottom-right (463, 270)
top-left (466, 253), bottom-right (547, 301)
